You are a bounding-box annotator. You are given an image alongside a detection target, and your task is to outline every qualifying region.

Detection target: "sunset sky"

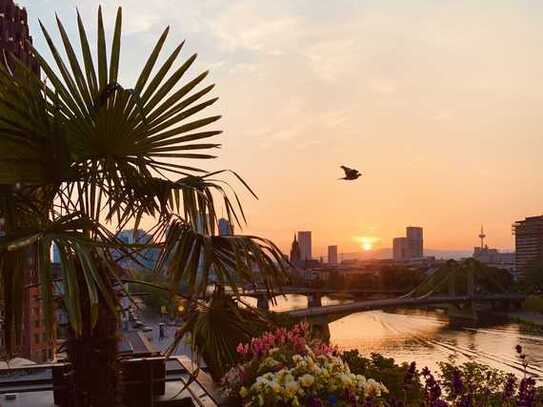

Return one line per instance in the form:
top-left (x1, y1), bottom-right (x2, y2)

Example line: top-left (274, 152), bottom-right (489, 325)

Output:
top-left (25, 0), bottom-right (543, 255)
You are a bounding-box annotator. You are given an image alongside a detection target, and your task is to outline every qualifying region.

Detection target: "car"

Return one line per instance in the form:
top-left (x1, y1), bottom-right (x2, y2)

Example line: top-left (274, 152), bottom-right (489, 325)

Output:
top-left (133, 320), bottom-right (144, 328)
top-left (142, 326), bottom-right (153, 333)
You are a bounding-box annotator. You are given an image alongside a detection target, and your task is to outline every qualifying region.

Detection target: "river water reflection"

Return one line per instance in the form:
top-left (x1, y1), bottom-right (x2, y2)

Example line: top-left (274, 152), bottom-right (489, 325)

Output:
top-left (243, 294), bottom-right (543, 381)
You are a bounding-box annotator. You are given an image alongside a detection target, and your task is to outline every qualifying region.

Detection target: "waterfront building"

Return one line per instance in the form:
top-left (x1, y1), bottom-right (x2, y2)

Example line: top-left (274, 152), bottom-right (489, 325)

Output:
top-left (513, 215), bottom-right (543, 273)
top-left (328, 245), bottom-right (338, 265)
top-left (298, 231), bottom-right (312, 261)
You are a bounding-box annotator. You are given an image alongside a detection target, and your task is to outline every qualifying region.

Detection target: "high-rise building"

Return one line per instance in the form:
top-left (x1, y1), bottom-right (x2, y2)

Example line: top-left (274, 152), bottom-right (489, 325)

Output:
top-left (218, 218), bottom-right (233, 236)
top-left (393, 226), bottom-right (424, 261)
top-left (393, 237), bottom-right (408, 261)
top-left (298, 231), bottom-right (312, 262)
top-left (513, 215), bottom-right (543, 273)
top-left (406, 226), bottom-right (424, 258)
top-left (328, 245), bottom-right (338, 265)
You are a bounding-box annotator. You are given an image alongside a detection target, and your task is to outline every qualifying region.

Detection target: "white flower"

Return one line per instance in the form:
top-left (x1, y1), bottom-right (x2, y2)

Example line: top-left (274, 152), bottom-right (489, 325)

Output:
top-left (299, 374), bottom-right (315, 388)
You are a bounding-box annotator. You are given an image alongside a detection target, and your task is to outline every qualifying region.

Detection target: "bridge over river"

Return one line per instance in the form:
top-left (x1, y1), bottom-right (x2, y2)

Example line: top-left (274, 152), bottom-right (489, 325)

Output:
top-left (286, 294), bottom-right (527, 322)
top-left (271, 259), bottom-right (528, 337)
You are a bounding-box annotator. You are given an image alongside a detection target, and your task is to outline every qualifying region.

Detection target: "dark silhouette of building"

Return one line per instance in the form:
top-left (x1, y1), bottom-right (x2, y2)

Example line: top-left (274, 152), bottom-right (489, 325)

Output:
top-left (290, 234), bottom-right (302, 266)
top-left (513, 215), bottom-right (543, 273)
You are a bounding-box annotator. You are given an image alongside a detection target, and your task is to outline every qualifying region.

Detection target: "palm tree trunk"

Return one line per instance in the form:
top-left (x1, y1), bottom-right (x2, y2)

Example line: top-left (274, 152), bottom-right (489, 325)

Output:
top-left (64, 271), bottom-right (120, 407)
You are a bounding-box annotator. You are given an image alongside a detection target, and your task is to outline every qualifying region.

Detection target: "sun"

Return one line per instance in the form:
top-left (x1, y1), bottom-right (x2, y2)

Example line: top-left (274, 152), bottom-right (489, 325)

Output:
top-left (355, 236), bottom-right (380, 251)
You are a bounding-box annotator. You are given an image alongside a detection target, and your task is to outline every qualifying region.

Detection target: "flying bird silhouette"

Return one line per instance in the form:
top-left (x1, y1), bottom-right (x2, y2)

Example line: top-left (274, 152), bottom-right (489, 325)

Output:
top-left (339, 165), bottom-right (362, 181)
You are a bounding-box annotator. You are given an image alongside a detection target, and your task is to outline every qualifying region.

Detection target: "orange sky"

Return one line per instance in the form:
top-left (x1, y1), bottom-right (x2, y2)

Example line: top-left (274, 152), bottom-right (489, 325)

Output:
top-left (28, 0), bottom-right (543, 255)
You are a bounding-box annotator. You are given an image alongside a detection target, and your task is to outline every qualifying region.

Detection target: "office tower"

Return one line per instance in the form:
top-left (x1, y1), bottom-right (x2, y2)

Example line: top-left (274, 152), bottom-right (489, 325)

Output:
top-left (513, 215), bottom-right (543, 273)
top-left (298, 231), bottom-right (312, 261)
top-left (328, 245), bottom-right (338, 265)
top-left (393, 237), bottom-right (408, 261)
top-left (218, 218), bottom-right (233, 236)
top-left (406, 226), bottom-right (424, 258)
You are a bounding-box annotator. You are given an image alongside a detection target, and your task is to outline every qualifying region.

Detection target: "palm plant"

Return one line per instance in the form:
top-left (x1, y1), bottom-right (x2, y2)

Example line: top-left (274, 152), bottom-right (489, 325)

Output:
top-left (0, 7), bottom-right (288, 406)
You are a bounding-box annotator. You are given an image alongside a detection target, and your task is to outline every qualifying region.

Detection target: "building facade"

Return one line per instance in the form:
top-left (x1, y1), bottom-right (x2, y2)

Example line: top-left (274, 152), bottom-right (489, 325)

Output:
top-left (393, 237), bottom-right (408, 261)
top-left (298, 231), bottom-right (312, 262)
top-left (513, 215), bottom-right (543, 273)
top-left (22, 248), bottom-right (56, 362)
top-left (406, 226), bottom-right (424, 258)
top-left (393, 226), bottom-right (424, 261)
top-left (328, 245), bottom-right (338, 265)
top-left (0, 0), bottom-right (39, 74)
top-left (0, 1), bottom-right (52, 363)
top-left (218, 218), bottom-right (233, 236)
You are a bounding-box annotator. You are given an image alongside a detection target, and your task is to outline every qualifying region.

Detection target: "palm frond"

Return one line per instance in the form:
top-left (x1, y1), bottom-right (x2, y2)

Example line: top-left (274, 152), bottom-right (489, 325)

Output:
top-left (155, 219), bottom-right (289, 300)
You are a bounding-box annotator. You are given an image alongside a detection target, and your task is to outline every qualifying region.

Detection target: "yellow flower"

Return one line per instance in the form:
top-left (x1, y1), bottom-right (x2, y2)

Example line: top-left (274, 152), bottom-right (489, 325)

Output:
top-left (285, 380), bottom-right (300, 396)
top-left (299, 374), bottom-right (315, 388)
top-left (239, 386), bottom-right (248, 398)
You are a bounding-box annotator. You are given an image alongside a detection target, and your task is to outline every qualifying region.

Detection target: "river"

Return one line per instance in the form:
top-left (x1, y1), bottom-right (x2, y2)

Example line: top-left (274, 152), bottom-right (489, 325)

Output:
top-left (243, 294), bottom-right (543, 381)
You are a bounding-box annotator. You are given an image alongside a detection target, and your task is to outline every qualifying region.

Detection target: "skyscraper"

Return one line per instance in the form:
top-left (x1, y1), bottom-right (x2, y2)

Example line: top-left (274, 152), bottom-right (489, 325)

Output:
top-left (393, 237), bottom-right (408, 261)
top-left (218, 218), bottom-right (233, 236)
top-left (406, 226), bottom-right (424, 258)
top-left (298, 231), bottom-right (312, 262)
top-left (513, 215), bottom-right (543, 273)
top-left (393, 226), bottom-right (424, 261)
top-left (328, 245), bottom-right (338, 265)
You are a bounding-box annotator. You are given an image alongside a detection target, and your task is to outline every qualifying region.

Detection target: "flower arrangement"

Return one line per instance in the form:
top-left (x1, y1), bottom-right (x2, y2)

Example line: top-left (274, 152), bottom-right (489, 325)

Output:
top-left (221, 323), bottom-right (388, 406)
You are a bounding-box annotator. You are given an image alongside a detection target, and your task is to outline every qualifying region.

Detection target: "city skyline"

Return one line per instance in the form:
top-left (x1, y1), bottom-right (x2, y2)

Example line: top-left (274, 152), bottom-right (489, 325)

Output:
top-left (23, 0), bottom-right (543, 254)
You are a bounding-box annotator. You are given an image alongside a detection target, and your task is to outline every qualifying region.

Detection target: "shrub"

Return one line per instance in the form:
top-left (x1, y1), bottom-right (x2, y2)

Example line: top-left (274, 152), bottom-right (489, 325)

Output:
top-left (523, 295), bottom-right (543, 313)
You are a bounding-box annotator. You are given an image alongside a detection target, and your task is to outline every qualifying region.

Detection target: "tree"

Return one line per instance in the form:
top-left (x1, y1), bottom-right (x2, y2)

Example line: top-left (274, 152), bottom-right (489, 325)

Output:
top-left (0, 7), bottom-right (287, 406)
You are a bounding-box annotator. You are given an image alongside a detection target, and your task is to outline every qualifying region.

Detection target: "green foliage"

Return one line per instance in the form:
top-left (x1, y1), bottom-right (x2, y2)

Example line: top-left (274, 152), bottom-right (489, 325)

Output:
top-left (523, 295), bottom-right (543, 314)
top-left (438, 360), bottom-right (511, 406)
top-left (341, 350), bottom-right (424, 405)
top-left (522, 263), bottom-right (543, 293)
top-left (172, 290), bottom-right (272, 380)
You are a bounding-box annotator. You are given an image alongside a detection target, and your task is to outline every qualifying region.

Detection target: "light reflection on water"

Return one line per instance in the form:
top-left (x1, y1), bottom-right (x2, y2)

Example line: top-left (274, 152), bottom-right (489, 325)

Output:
top-left (242, 294), bottom-right (543, 381)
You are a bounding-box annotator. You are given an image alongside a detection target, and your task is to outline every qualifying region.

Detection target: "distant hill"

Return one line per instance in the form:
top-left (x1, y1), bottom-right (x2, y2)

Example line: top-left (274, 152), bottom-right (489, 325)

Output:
top-left (340, 248), bottom-right (473, 261)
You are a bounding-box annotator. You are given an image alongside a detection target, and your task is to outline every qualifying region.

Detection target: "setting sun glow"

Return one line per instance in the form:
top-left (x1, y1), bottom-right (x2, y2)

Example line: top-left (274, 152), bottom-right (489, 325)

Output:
top-left (355, 236), bottom-right (380, 251)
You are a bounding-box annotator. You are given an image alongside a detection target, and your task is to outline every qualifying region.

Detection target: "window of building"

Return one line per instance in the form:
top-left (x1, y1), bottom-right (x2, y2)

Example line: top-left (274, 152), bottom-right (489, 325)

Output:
top-left (34, 333), bottom-right (39, 344)
top-left (42, 333), bottom-right (47, 342)
top-left (41, 349), bottom-right (47, 361)
top-left (33, 319), bottom-right (40, 328)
